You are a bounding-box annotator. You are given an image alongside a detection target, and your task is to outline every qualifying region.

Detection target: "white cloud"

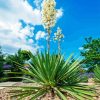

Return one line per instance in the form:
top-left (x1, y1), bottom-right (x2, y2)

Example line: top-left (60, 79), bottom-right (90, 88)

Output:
top-left (79, 47), bottom-right (84, 50)
top-left (34, 0), bottom-right (42, 9)
top-left (0, 0), bottom-right (42, 25)
top-left (36, 31), bottom-right (46, 40)
top-left (28, 39), bottom-right (34, 43)
top-left (0, 0), bottom-right (63, 54)
top-left (0, 0), bottom-right (63, 26)
top-left (0, 0), bottom-right (43, 54)
top-left (18, 25), bottom-right (34, 42)
top-left (79, 47), bottom-right (90, 51)
top-left (56, 8), bottom-right (63, 19)
top-left (0, 23), bottom-right (37, 54)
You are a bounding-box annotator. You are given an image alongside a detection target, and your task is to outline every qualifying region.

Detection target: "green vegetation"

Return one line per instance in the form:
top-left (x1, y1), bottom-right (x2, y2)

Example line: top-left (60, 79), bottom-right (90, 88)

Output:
top-left (5, 49), bottom-right (30, 72)
top-left (94, 65), bottom-right (100, 83)
top-left (81, 37), bottom-right (100, 72)
top-left (0, 46), bottom-right (5, 77)
top-left (9, 53), bottom-right (95, 100)
top-left (0, 49), bottom-right (31, 81)
top-left (7, 49), bottom-right (30, 81)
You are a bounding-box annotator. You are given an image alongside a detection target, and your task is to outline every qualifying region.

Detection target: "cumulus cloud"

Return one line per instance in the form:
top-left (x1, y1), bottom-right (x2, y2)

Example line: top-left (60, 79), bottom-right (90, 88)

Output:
top-left (0, 0), bottom-right (63, 54)
top-left (79, 47), bottom-right (84, 50)
top-left (36, 31), bottom-right (46, 40)
top-left (56, 8), bottom-right (63, 19)
top-left (79, 47), bottom-right (90, 52)
top-left (0, 0), bottom-right (42, 25)
top-left (0, 0), bottom-right (42, 54)
top-left (0, 22), bottom-right (37, 54)
top-left (28, 39), bottom-right (34, 44)
top-left (34, 0), bottom-right (42, 9)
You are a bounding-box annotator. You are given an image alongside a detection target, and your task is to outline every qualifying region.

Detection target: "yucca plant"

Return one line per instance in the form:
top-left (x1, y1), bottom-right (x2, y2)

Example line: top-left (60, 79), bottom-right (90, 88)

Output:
top-left (8, 53), bottom-right (95, 100)
top-left (94, 65), bottom-right (100, 99)
top-left (94, 65), bottom-right (100, 83)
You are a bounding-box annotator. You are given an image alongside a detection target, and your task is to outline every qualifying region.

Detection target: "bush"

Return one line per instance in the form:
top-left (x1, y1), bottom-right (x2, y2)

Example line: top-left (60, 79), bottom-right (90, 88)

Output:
top-left (94, 65), bottom-right (100, 83)
top-left (0, 46), bottom-right (5, 78)
top-left (9, 53), bottom-right (95, 100)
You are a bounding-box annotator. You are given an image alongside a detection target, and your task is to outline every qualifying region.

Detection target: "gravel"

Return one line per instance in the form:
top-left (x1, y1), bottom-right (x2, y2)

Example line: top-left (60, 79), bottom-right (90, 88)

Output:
top-left (0, 82), bottom-right (100, 100)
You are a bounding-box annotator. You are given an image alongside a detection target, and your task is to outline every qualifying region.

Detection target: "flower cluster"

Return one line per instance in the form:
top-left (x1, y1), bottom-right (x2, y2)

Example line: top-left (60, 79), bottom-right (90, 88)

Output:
top-left (42, 0), bottom-right (57, 29)
top-left (54, 27), bottom-right (64, 41)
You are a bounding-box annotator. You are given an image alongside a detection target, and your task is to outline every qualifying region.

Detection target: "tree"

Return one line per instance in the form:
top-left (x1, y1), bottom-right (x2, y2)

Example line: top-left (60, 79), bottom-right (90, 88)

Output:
top-left (5, 49), bottom-right (31, 81)
top-left (81, 37), bottom-right (100, 72)
top-left (20, 50), bottom-right (31, 61)
top-left (6, 49), bottom-right (31, 72)
top-left (0, 46), bottom-right (5, 77)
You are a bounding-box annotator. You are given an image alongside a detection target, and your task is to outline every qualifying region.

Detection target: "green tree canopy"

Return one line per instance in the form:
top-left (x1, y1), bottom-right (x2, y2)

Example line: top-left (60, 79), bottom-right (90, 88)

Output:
top-left (5, 49), bottom-right (31, 81)
top-left (81, 37), bottom-right (100, 72)
top-left (5, 49), bottom-right (31, 72)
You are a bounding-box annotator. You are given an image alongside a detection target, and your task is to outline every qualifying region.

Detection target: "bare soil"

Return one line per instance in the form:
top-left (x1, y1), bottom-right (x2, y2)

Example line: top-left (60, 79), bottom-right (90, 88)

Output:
top-left (0, 82), bottom-right (100, 100)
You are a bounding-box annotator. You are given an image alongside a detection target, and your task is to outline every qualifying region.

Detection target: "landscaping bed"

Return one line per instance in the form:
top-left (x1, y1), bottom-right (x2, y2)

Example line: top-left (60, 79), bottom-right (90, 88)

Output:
top-left (0, 82), bottom-right (100, 100)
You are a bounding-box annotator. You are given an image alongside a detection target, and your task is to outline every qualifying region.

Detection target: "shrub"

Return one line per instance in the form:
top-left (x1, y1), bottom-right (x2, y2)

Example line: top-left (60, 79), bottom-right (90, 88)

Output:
top-left (94, 65), bottom-right (100, 83)
top-left (0, 46), bottom-right (5, 78)
top-left (9, 53), bottom-right (95, 100)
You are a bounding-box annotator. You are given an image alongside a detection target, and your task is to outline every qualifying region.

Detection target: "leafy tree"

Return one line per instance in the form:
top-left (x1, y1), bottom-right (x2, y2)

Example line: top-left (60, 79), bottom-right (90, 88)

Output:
top-left (0, 46), bottom-right (5, 77)
top-left (5, 49), bottom-right (31, 81)
top-left (19, 50), bottom-right (31, 61)
top-left (6, 49), bottom-right (31, 71)
top-left (81, 37), bottom-right (100, 72)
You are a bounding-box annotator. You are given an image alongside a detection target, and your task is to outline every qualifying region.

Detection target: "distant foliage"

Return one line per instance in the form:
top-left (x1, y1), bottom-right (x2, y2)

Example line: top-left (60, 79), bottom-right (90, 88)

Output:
top-left (0, 46), bottom-right (5, 77)
top-left (6, 49), bottom-right (31, 70)
top-left (81, 37), bottom-right (100, 72)
top-left (5, 49), bottom-right (31, 81)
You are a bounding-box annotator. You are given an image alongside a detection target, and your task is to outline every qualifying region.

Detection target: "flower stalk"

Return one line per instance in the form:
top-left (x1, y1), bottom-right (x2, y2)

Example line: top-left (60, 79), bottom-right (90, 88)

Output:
top-left (42, 0), bottom-right (57, 52)
top-left (47, 28), bottom-right (51, 52)
top-left (54, 27), bottom-right (64, 54)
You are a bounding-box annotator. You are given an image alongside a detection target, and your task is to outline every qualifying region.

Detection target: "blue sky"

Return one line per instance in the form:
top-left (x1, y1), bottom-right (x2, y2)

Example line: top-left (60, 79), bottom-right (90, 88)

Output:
top-left (56, 0), bottom-right (100, 56)
top-left (0, 0), bottom-right (100, 57)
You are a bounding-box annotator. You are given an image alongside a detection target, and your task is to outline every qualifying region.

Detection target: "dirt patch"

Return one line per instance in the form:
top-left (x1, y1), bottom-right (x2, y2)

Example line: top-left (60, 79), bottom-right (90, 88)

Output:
top-left (0, 82), bottom-right (100, 100)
